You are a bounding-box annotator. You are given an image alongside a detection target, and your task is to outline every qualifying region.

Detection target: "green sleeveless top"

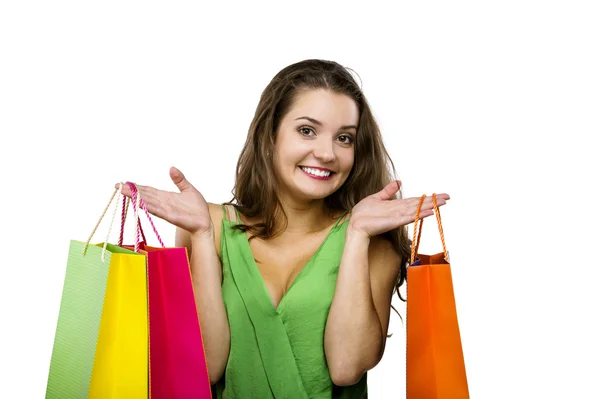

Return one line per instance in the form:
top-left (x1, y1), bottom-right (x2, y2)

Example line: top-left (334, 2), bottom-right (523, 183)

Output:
top-left (212, 205), bottom-right (368, 398)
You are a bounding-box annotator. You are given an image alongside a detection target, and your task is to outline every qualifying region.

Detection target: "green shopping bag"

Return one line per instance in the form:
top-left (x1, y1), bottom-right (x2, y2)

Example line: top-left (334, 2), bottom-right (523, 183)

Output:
top-left (45, 184), bottom-right (148, 399)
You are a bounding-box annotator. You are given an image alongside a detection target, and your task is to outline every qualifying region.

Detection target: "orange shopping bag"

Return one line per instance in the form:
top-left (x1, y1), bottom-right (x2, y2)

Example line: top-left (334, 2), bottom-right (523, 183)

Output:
top-left (406, 194), bottom-right (469, 399)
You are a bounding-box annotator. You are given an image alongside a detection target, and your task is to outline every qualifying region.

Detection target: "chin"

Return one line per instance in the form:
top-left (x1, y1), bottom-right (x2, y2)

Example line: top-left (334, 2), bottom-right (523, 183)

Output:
top-left (279, 169), bottom-right (348, 202)
top-left (293, 180), bottom-right (343, 201)
top-left (300, 190), bottom-right (333, 201)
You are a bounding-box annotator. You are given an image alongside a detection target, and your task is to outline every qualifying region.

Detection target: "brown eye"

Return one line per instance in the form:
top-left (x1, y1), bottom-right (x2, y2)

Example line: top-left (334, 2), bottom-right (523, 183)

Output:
top-left (338, 134), bottom-right (354, 145)
top-left (299, 126), bottom-right (315, 136)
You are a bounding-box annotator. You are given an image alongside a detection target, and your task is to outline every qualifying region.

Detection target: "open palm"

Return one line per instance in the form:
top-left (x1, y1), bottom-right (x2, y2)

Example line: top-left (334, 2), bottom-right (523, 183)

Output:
top-left (118, 167), bottom-right (212, 236)
top-left (349, 180), bottom-right (450, 238)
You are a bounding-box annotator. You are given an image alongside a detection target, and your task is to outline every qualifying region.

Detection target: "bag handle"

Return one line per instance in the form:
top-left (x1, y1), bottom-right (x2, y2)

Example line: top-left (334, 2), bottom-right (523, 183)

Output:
top-left (118, 194), bottom-right (147, 247)
top-left (128, 182), bottom-right (144, 253)
top-left (410, 193), bottom-right (449, 264)
top-left (82, 182), bottom-right (166, 258)
top-left (124, 182), bottom-right (165, 250)
top-left (83, 182), bottom-right (142, 261)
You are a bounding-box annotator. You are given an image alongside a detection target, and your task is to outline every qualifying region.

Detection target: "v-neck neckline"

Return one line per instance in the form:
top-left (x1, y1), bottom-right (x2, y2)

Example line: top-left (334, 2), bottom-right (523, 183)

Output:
top-left (227, 211), bottom-right (348, 314)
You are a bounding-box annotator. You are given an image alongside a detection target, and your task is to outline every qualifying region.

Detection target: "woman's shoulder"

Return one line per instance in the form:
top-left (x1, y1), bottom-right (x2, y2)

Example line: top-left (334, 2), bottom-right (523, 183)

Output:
top-left (207, 202), bottom-right (226, 222)
top-left (207, 202), bottom-right (231, 257)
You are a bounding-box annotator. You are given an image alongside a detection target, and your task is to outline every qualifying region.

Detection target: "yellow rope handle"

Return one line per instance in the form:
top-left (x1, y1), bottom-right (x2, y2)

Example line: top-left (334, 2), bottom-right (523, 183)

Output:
top-left (83, 183), bottom-right (123, 257)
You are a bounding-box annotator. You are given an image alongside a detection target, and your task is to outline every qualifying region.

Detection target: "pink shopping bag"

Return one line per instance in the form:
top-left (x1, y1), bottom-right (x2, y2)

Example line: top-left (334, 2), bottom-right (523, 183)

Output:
top-left (121, 182), bottom-right (212, 398)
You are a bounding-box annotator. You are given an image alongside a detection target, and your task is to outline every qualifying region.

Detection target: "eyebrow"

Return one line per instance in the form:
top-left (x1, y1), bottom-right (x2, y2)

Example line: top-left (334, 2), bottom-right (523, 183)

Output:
top-left (295, 116), bottom-right (357, 130)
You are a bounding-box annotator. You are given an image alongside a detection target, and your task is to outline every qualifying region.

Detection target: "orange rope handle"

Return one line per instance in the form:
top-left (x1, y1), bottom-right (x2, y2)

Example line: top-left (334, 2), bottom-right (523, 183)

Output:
top-left (410, 193), bottom-right (449, 264)
top-left (410, 194), bottom-right (427, 264)
top-left (432, 193), bottom-right (449, 260)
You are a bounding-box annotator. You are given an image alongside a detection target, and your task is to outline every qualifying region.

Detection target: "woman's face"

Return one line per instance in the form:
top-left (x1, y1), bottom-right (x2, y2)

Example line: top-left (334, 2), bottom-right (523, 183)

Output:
top-left (273, 89), bottom-right (358, 204)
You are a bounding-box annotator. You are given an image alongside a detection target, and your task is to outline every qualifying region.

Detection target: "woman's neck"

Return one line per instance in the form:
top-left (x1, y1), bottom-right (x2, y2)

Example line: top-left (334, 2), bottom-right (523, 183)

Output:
top-left (276, 197), bottom-right (338, 235)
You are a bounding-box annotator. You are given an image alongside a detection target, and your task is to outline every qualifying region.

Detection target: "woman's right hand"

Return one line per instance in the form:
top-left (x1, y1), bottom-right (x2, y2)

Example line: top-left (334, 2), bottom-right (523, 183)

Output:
top-left (117, 166), bottom-right (213, 237)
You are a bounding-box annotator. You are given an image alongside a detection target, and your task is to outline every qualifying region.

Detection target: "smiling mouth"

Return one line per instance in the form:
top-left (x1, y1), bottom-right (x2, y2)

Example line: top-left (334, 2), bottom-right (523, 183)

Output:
top-left (299, 166), bottom-right (335, 179)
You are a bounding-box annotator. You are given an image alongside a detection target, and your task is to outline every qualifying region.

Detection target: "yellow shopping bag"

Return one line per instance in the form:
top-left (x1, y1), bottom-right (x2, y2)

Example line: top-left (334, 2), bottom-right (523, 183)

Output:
top-left (87, 243), bottom-right (148, 398)
top-left (88, 185), bottom-right (148, 398)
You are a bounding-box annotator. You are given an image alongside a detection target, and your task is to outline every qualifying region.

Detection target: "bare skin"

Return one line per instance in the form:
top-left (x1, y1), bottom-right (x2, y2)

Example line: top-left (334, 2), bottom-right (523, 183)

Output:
top-left (117, 89), bottom-right (450, 386)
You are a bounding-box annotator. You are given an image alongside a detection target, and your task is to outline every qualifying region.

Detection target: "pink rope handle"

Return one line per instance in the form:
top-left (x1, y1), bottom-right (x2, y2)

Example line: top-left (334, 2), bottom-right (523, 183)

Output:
top-left (119, 195), bottom-right (127, 245)
top-left (118, 194), bottom-right (147, 247)
top-left (125, 181), bottom-right (165, 248)
top-left (126, 182), bottom-right (143, 253)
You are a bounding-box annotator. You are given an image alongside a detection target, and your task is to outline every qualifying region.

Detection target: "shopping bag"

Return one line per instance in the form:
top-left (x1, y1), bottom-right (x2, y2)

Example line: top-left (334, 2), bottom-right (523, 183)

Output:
top-left (46, 184), bottom-right (148, 399)
top-left (122, 182), bottom-right (212, 399)
top-left (87, 241), bottom-right (148, 399)
top-left (406, 194), bottom-right (469, 399)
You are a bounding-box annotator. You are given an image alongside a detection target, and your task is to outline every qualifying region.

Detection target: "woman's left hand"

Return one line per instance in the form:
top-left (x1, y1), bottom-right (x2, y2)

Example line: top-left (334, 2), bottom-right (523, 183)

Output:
top-left (348, 180), bottom-right (450, 238)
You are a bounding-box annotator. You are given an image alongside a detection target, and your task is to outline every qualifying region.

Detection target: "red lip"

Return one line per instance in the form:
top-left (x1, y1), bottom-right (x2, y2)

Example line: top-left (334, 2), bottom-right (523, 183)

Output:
top-left (299, 165), bottom-right (335, 173)
top-left (298, 166), bottom-right (335, 180)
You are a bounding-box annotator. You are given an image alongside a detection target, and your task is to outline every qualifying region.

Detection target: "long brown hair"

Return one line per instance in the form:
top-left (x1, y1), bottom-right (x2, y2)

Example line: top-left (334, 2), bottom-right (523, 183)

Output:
top-left (228, 59), bottom-right (411, 307)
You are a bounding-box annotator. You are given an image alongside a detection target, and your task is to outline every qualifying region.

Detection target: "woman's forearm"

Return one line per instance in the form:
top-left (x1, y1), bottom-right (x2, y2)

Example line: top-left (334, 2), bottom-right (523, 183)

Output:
top-left (324, 230), bottom-right (383, 385)
top-left (189, 233), bottom-right (230, 385)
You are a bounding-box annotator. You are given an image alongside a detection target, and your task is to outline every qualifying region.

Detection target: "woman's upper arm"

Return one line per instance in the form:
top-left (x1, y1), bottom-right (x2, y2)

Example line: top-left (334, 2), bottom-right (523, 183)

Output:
top-left (368, 236), bottom-right (402, 356)
top-left (175, 202), bottom-right (224, 259)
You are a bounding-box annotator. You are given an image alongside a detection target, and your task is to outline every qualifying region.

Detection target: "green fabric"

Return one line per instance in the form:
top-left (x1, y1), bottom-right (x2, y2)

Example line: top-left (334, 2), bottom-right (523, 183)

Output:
top-left (46, 241), bottom-right (141, 399)
top-left (213, 206), bottom-right (368, 399)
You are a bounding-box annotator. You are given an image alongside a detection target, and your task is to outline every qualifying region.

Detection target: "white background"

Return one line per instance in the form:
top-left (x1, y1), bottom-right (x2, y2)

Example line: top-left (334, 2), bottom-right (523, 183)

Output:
top-left (1, 1), bottom-right (599, 398)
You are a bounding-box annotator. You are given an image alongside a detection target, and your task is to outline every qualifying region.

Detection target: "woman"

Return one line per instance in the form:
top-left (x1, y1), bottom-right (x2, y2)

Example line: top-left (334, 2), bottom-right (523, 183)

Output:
top-left (121, 59), bottom-right (449, 398)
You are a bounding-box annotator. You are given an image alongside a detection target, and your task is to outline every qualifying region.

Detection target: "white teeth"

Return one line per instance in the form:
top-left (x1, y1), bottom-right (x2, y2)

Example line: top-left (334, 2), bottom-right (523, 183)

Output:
top-left (301, 167), bottom-right (331, 177)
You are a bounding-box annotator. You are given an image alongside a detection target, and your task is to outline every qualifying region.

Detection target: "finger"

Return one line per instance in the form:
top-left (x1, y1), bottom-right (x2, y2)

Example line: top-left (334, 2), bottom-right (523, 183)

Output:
top-left (112, 183), bottom-right (176, 226)
top-left (387, 206), bottom-right (434, 228)
top-left (396, 207), bottom-right (434, 224)
top-left (140, 197), bottom-right (169, 220)
top-left (392, 197), bottom-right (440, 224)
top-left (170, 166), bottom-right (194, 193)
top-left (408, 194), bottom-right (450, 211)
top-left (135, 184), bottom-right (162, 201)
top-left (416, 209), bottom-right (434, 219)
top-left (373, 180), bottom-right (402, 201)
top-left (128, 187), bottom-right (169, 219)
top-left (420, 197), bottom-right (448, 209)
top-left (388, 199), bottom-right (431, 222)
top-left (114, 182), bottom-right (149, 198)
top-left (137, 191), bottom-right (175, 222)
top-left (427, 194), bottom-right (450, 208)
top-left (143, 199), bottom-right (188, 229)
top-left (116, 184), bottom-right (161, 213)
top-left (433, 193), bottom-right (450, 202)
top-left (136, 189), bottom-right (161, 210)
top-left (115, 182), bottom-right (135, 198)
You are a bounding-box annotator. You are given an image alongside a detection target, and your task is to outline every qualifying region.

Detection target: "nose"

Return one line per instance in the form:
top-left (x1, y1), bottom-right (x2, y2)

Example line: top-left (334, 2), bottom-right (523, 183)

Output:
top-left (313, 137), bottom-right (336, 163)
